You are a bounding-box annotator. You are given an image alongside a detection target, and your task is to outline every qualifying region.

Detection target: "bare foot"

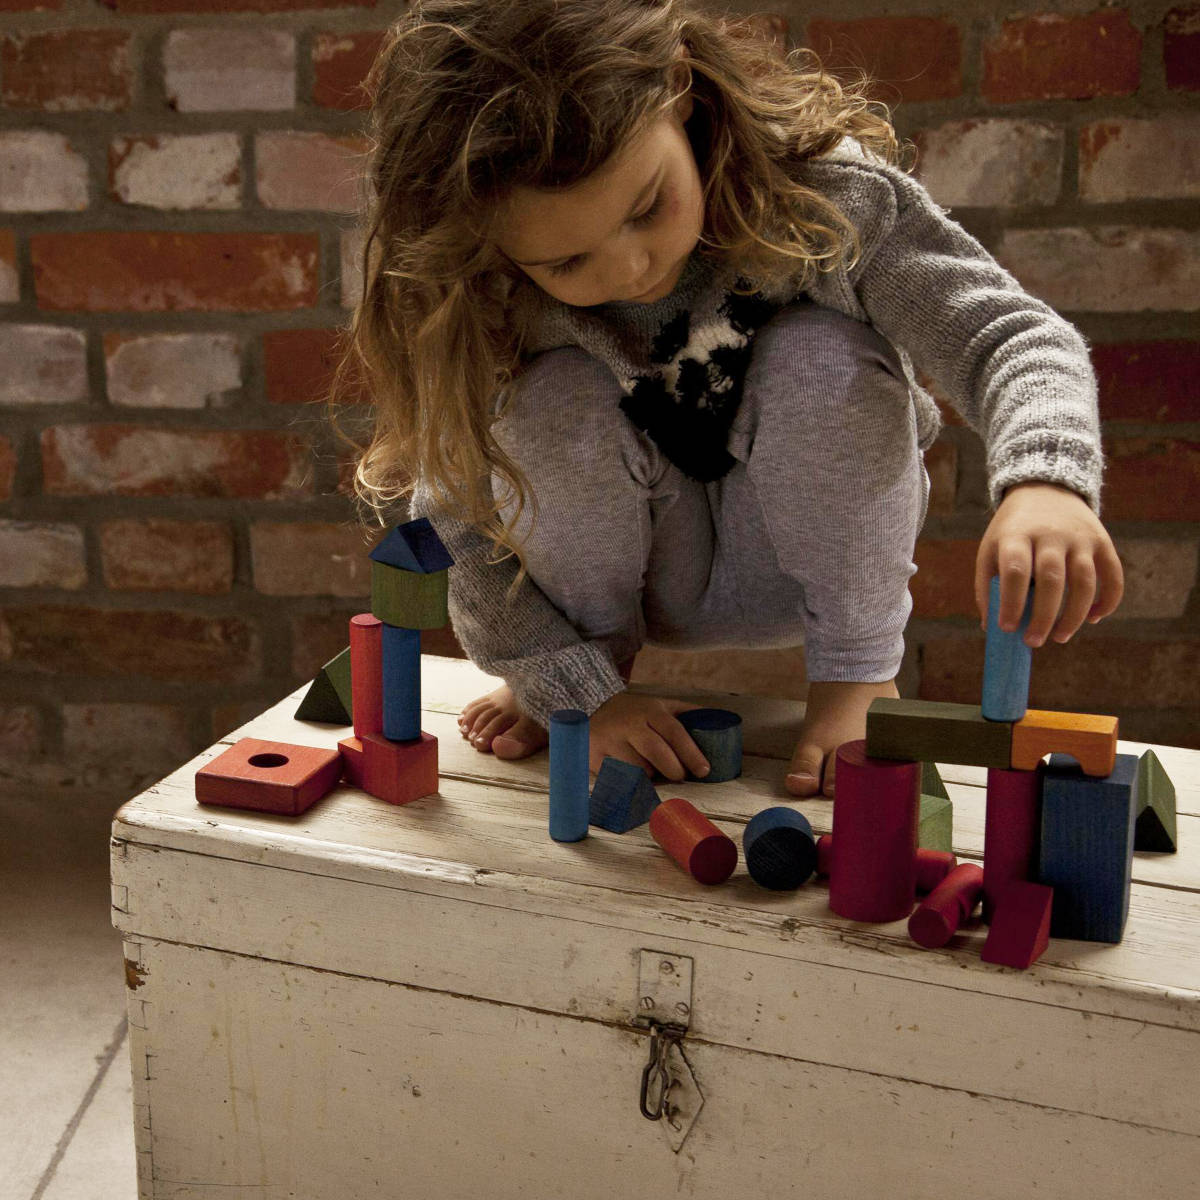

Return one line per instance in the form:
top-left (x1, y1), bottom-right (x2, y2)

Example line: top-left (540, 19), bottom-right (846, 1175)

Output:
top-left (457, 683), bottom-right (547, 759)
top-left (785, 679), bottom-right (899, 799)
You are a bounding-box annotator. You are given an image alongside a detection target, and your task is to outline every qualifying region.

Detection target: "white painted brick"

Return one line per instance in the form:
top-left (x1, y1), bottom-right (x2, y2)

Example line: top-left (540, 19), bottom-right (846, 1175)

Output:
top-left (164, 29), bottom-right (295, 113)
top-left (341, 227), bottom-right (365, 309)
top-left (1080, 116), bottom-right (1200, 202)
top-left (0, 131), bottom-right (88, 213)
top-left (111, 133), bottom-right (241, 210)
top-left (0, 521), bottom-right (86, 589)
top-left (106, 333), bottom-right (242, 409)
top-left (0, 325), bottom-right (88, 405)
top-left (256, 132), bottom-right (367, 213)
top-left (996, 226), bottom-right (1200, 312)
top-left (915, 119), bottom-right (1063, 208)
top-left (1114, 538), bottom-right (1198, 619)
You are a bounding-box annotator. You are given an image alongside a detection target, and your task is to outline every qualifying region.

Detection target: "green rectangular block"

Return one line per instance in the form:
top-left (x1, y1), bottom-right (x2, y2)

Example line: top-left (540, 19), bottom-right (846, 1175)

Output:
top-left (918, 792), bottom-right (954, 852)
top-left (866, 698), bottom-right (1012, 769)
top-left (370, 561), bottom-right (449, 630)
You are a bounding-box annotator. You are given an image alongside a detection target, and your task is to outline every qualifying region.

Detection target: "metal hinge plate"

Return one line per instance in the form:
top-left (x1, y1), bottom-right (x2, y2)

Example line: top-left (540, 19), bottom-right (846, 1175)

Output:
top-left (634, 949), bottom-right (694, 1029)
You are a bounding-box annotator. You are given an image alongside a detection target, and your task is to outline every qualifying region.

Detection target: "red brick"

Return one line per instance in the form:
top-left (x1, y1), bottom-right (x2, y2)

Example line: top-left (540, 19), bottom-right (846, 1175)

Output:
top-left (1093, 342), bottom-right (1200, 423)
top-left (62, 702), bottom-right (196, 786)
top-left (911, 539), bottom-right (978, 619)
top-left (1079, 117), bottom-right (1200, 202)
top-left (313, 30), bottom-right (386, 110)
top-left (1114, 537), bottom-right (1198, 619)
top-left (0, 229), bottom-right (16, 303)
top-left (251, 521), bottom-right (371, 596)
top-left (165, 29), bottom-right (295, 114)
top-left (0, 520), bottom-right (86, 588)
top-left (982, 10), bottom-right (1141, 103)
top-left (0, 704), bottom-right (42, 758)
top-left (0, 437), bottom-right (14, 501)
top-left (0, 1), bottom-right (62, 10)
top-left (806, 17), bottom-right (963, 103)
top-left (1102, 437), bottom-right (1200, 521)
top-left (102, 0), bottom-right (376, 9)
top-left (920, 633), bottom-right (1200, 712)
top-left (1, 30), bottom-right (132, 112)
top-left (1165, 6), bottom-right (1200, 91)
top-left (256, 132), bottom-right (368, 213)
top-left (264, 327), bottom-right (361, 406)
top-left (924, 438), bottom-right (958, 517)
top-left (211, 700), bottom-right (269, 742)
top-left (99, 518), bottom-right (234, 593)
top-left (291, 610), bottom-right (354, 680)
top-left (42, 425), bottom-right (310, 499)
top-left (0, 605), bottom-right (259, 683)
top-left (31, 232), bottom-right (319, 313)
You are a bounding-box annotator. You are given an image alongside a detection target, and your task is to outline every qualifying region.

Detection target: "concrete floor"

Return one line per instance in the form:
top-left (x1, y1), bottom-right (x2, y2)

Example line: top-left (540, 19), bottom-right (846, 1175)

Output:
top-left (1, 791), bottom-right (137, 1200)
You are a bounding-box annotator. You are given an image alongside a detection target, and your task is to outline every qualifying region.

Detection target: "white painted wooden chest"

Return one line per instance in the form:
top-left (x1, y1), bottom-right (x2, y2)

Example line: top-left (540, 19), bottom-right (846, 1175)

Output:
top-left (111, 655), bottom-right (1200, 1199)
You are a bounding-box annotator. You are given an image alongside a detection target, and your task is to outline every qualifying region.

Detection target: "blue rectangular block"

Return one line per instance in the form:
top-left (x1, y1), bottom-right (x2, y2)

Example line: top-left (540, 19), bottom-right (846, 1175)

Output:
top-left (982, 575), bottom-right (1033, 722)
top-left (1038, 752), bottom-right (1139, 943)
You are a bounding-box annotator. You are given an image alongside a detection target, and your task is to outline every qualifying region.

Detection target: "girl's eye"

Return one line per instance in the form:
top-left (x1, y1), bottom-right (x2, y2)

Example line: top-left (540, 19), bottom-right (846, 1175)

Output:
top-left (543, 192), bottom-right (665, 278)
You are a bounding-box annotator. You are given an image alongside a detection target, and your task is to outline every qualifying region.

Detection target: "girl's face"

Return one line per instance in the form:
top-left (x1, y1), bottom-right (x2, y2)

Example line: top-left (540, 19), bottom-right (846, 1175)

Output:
top-left (493, 96), bottom-right (705, 307)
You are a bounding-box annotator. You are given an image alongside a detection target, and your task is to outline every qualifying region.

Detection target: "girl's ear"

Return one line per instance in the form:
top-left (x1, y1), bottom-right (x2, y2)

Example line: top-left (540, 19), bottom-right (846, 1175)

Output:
top-left (670, 49), bottom-right (694, 123)
top-left (674, 89), bottom-right (694, 123)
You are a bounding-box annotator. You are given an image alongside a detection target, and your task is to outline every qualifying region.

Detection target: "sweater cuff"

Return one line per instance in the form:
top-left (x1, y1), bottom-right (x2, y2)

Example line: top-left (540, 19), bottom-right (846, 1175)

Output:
top-left (988, 431), bottom-right (1104, 514)
top-left (506, 640), bottom-right (626, 729)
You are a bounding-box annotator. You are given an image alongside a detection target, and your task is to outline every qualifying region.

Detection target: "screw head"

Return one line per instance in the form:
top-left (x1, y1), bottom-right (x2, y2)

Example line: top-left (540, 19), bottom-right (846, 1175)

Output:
top-left (659, 959), bottom-right (675, 974)
top-left (640, 995), bottom-right (655, 1010)
top-left (674, 1001), bottom-right (690, 1017)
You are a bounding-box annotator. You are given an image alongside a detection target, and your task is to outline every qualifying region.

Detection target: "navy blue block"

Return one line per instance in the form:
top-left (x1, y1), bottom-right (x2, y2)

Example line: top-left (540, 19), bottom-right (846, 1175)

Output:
top-left (743, 807), bottom-right (817, 890)
top-left (369, 517), bottom-right (454, 574)
top-left (678, 708), bottom-right (742, 782)
top-left (549, 709), bottom-right (590, 843)
top-left (381, 624), bottom-right (421, 742)
top-left (589, 756), bottom-right (660, 833)
top-left (982, 575), bottom-right (1034, 722)
top-left (1038, 752), bottom-right (1139, 943)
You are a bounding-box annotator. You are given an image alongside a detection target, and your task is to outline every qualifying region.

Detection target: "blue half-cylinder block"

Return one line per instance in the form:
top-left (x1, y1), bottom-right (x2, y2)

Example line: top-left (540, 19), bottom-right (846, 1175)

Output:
top-left (1038, 752), bottom-right (1139, 943)
top-left (381, 624), bottom-right (422, 742)
top-left (589, 756), bottom-right (660, 833)
top-left (549, 709), bottom-right (590, 843)
top-left (678, 708), bottom-right (743, 782)
top-left (369, 517), bottom-right (455, 575)
top-left (743, 807), bottom-right (817, 890)
top-left (982, 575), bottom-right (1034, 722)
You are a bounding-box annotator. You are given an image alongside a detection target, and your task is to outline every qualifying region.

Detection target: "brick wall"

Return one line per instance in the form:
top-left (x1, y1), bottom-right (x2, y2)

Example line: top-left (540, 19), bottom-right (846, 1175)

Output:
top-left (0, 1), bottom-right (1196, 801)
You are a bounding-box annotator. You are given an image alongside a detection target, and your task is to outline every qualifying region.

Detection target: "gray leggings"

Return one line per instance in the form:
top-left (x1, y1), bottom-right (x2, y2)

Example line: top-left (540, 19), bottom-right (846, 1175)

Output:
top-left (493, 301), bottom-right (929, 682)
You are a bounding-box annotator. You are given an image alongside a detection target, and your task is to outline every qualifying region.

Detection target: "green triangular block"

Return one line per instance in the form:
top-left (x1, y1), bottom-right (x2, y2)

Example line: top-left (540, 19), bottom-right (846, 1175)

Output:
top-left (919, 792), bottom-right (953, 852)
top-left (922, 760), bottom-right (949, 802)
top-left (1135, 750), bottom-right (1177, 853)
top-left (295, 647), bottom-right (352, 724)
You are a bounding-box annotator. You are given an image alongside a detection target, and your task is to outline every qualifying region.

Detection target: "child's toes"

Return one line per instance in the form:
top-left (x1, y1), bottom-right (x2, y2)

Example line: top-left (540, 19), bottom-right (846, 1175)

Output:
top-left (469, 709), bottom-right (514, 751)
top-left (785, 744), bottom-right (825, 797)
top-left (493, 717), bottom-right (549, 760)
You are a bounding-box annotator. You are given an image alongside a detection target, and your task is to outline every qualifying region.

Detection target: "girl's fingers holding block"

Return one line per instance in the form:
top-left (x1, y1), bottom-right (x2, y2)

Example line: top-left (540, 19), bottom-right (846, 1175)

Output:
top-left (1026, 547), bottom-right (1066, 647)
top-left (1051, 553), bottom-right (1097, 643)
top-left (1089, 540), bottom-right (1125, 623)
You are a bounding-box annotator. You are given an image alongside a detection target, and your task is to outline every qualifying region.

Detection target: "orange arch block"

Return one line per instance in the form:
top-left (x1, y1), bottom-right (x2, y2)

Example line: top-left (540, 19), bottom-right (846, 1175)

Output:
top-left (1010, 710), bottom-right (1118, 777)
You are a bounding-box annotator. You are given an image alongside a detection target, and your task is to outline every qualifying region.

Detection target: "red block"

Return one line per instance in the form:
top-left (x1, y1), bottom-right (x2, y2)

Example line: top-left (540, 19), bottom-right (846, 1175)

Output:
top-left (983, 766), bottom-right (1042, 923)
top-left (649, 797), bottom-right (738, 885)
top-left (360, 731), bottom-right (438, 806)
top-left (196, 737), bottom-right (342, 816)
top-left (338, 735), bottom-right (364, 788)
top-left (908, 863), bottom-right (984, 949)
top-left (817, 835), bottom-right (956, 895)
top-left (828, 740), bottom-right (920, 922)
top-left (981, 882), bottom-right (1054, 969)
top-left (349, 612), bottom-right (383, 739)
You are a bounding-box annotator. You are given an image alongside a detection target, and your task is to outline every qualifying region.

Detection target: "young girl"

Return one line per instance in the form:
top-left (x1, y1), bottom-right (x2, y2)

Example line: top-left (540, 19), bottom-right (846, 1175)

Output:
top-left (339, 0), bottom-right (1124, 798)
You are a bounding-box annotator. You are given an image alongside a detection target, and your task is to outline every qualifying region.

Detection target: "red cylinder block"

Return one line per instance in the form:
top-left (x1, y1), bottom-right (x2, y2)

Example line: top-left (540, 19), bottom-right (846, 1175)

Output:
top-left (908, 863), bottom-right (985, 948)
top-left (817, 836), bottom-right (956, 895)
top-left (650, 797), bottom-right (738, 885)
top-left (828, 740), bottom-right (920, 922)
top-left (983, 766), bottom-right (1042, 923)
top-left (349, 613), bottom-right (383, 740)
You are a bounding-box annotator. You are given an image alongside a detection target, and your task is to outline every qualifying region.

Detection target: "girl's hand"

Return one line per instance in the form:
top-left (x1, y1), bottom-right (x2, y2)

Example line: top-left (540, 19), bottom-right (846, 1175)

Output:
top-left (588, 692), bottom-right (711, 781)
top-left (974, 482), bottom-right (1124, 647)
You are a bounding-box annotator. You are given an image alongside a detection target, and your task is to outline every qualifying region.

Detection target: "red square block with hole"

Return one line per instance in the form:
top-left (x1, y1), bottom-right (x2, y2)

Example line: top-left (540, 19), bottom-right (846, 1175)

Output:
top-left (196, 738), bottom-right (343, 816)
top-left (360, 731), bottom-right (438, 806)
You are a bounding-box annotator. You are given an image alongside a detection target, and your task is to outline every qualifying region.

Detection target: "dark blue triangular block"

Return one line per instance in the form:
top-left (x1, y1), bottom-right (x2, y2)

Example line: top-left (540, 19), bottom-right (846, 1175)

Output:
top-left (369, 517), bottom-right (454, 574)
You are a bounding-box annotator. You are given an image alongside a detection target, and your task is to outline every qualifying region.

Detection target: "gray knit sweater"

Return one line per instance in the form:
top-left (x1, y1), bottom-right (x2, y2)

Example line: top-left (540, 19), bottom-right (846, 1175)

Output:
top-left (410, 144), bottom-right (1104, 727)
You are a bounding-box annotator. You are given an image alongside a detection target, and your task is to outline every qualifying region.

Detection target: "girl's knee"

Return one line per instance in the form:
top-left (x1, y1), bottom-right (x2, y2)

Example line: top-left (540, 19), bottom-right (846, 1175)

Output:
top-left (496, 347), bottom-right (622, 452)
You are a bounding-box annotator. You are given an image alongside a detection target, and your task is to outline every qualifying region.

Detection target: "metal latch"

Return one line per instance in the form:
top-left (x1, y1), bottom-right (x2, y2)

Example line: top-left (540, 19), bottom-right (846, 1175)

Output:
top-left (634, 950), bottom-right (703, 1151)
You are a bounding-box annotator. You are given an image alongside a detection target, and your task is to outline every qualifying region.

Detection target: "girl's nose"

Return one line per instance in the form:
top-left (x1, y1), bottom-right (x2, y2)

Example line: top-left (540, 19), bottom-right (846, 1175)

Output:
top-left (612, 246), bottom-right (653, 298)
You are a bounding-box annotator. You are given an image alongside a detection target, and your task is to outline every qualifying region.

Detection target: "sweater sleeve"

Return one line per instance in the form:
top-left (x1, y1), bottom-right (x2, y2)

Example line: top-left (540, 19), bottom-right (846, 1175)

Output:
top-left (408, 476), bottom-right (626, 728)
top-left (806, 156), bottom-right (1104, 512)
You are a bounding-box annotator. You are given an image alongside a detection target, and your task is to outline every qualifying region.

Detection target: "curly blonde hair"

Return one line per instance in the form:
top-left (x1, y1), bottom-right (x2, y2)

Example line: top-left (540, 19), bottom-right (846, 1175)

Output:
top-left (333, 0), bottom-right (905, 571)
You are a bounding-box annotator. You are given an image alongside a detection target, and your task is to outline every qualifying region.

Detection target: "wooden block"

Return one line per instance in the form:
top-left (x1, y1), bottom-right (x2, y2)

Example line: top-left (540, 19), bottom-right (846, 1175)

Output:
top-left (294, 647), bottom-right (352, 724)
top-left (589, 756), bottom-right (660, 833)
top-left (828, 740), bottom-right (920, 923)
top-left (677, 708), bottom-right (742, 782)
top-left (370, 560), bottom-right (449, 630)
top-left (649, 797), bottom-right (738, 885)
top-left (349, 614), bottom-right (383, 739)
top-left (982, 766), bottom-right (1042, 923)
top-left (368, 517), bottom-right (454, 574)
top-left (382, 623), bottom-right (421, 742)
top-left (817, 837), bottom-right (956, 895)
top-left (338, 736), bottom-right (364, 788)
top-left (1135, 749), bottom-right (1178, 853)
top-left (918, 792), bottom-right (953, 852)
top-left (360, 731), bottom-right (438, 806)
top-left (922, 759), bottom-right (949, 802)
top-left (196, 738), bottom-right (342, 816)
top-left (1038, 753), bottom-right (1138, 943)
top-left (980, 881), bottom-right (1053, 969)
top-left (908, 863), bottom-right (984, 948)
top-left (866, 698), bottom-right (1012, 769)
top-left (982, 575), bottom-right (1033, 722)
top-left (1010, 709), bottom-right (1118, 777)
top-left (549, 710), bottom-right (589, 843)
top-left (743, 806), bottom-right (816, 890)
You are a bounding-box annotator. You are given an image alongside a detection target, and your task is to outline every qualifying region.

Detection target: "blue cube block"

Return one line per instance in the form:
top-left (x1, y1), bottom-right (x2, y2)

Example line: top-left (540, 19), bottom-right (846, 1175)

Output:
top-left (589, 756), bottom-right (661, 833)
top-left (1038, 752), bottom-right (1139, 943)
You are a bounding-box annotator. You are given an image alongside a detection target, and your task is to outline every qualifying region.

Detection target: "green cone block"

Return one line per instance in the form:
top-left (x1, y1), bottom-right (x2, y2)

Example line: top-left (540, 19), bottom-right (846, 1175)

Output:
top-left (370, 560), bottom-right (449, 630)
top-left (1135, 750), bottom-right (1177, 853)
top-left (919, 792), bottom-right (954, 852)
top-left (295, 647), bottom-right (352, 723)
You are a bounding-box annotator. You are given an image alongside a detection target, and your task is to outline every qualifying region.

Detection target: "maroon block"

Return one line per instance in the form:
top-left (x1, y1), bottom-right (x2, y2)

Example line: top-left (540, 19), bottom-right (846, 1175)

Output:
top-left (983, 766), bottom-right (1042, 923)
top-left (981, 882), bottom-right (1054, 969)
top-left (908, 863), bottom-right (985, 948)
top-left (817, 836), bottom-right (957, 895)
top-left (360, 731), bottom-right (438, 806)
